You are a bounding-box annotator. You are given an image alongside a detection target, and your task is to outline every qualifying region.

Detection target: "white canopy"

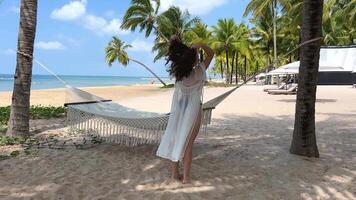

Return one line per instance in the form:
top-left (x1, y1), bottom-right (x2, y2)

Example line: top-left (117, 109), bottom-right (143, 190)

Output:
top-left (268, 46), bottom-right (356, 75)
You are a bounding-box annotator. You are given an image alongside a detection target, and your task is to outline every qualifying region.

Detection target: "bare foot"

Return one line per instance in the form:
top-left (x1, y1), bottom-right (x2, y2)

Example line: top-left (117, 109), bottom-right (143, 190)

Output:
top-left (182, 178), bottom-right (191, 184)
top-left (171, 174), bottom-right (183, 180)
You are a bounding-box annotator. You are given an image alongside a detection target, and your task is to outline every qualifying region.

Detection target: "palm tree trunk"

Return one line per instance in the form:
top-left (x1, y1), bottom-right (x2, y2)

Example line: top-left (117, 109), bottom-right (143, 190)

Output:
top-left (220, 60), bottom-right (224, 79)
top-left (129, 58), bottom-right (167, 86)
top-left (266, 42), bottom-right (271, 71)
top-left (235, 53), bottom-right (239, 84)
top-left (6, 0), bottom-right (38, 136)
top-left (230, 52), bottom-right (235, 84)
top-left (225, 49), bottom-right (230, 84)
top-left (244, 56), bottom-right (247, 82)
top-left (290, 0), bottom-right (323, 157)
top-left (272, 0), bottom-right (278, 68)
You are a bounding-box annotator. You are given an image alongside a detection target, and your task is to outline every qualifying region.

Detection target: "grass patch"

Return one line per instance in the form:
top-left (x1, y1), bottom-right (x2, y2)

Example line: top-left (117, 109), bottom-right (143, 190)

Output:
top-left (0, 105), bottom-right (67, 129)
top-left (160, 84), bottom-right (175, 88)
top-left (0, 135), bottom-right (39, 146)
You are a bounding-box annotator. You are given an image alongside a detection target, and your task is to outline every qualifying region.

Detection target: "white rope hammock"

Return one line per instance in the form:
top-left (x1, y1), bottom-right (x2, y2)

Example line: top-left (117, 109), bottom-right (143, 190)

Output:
top-left (17, 50), bottom-right (240, 146)
top-left (65, 85), bottom-right (239, 146)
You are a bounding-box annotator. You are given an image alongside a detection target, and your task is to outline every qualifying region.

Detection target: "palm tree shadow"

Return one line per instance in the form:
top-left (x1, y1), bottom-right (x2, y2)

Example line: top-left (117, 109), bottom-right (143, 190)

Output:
top-left (0, 113), bottom-right (355, 199)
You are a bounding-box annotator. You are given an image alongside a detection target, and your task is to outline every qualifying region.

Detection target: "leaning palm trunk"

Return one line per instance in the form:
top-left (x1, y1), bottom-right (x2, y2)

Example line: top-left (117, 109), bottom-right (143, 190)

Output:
top-left (6, 0), bottom-right (38, 136)
top-left (290, 0), bottom-right (323, 157)
top-left (129, 58), bottom-right (167, 86)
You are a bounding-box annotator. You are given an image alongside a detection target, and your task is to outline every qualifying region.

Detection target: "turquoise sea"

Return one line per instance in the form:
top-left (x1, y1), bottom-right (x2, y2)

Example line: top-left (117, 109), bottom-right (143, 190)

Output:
top-left (0, 74), bottom-right (172, 91)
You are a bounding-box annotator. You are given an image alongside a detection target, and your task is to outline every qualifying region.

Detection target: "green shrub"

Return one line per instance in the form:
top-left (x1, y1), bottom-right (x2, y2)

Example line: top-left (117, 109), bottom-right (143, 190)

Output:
top-left (160, 84), bottom-right (175, 88)
top-left (0, 105), bottom-right (67, 126)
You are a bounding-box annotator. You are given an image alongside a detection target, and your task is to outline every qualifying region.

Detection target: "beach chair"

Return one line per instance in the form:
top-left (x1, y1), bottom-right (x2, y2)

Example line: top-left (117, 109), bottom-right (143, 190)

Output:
top-left (263, 82), bottom-right (287, 92)
top-left (267, 85), bottom-right (298, 95)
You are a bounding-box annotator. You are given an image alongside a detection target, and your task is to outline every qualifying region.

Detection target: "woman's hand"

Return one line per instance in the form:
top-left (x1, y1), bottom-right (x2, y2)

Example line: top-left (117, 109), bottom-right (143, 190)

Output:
top-left (191, 42), bottom-right (214, 70)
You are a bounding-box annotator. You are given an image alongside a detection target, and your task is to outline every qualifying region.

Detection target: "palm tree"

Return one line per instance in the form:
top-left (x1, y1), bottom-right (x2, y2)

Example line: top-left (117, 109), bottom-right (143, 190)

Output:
top-left (152, 6), bottom-right (200, 61)
top-left (250, 13), bottom-right (274, 70)
top-left (211, 19), bottom-right (238, 84)
top-left (183, 23), bottom-right (212, 61)
top-left (244, 0), bottom-right (290, 68)
top-left (121, 0), bottom-right (169, 42)
top-left (6, 0), bottom-right (38, 136)
top-left (105, 36), bottom-right (167, 86)
top-left (290, 0), bottom-right (323, 157)
top-left (232, 23), bottom-right (251, 83)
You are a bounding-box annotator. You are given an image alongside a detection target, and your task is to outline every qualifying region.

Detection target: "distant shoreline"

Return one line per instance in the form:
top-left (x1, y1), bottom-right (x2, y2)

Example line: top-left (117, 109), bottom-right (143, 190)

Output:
top-left (0, 74), bottom-right (173, 92)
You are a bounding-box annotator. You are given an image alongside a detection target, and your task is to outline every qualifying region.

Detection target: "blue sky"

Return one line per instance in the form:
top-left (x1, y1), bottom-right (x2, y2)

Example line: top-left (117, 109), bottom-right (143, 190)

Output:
top-left (0, 0), bottom-right (249, 77)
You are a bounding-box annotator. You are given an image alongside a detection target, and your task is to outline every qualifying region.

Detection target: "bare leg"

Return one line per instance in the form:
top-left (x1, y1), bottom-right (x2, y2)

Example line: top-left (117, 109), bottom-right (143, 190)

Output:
top-left (171, 161), bottom-right (180, 180)
top-left (182, 110), bottom-right (202, 184)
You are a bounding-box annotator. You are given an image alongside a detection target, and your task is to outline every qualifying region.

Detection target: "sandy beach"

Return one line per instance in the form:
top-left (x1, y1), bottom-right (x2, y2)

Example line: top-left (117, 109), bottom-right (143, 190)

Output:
top-left (0, 84), bottom-right (355, 199)
top-left (0, 84), bottom-right (166, 107)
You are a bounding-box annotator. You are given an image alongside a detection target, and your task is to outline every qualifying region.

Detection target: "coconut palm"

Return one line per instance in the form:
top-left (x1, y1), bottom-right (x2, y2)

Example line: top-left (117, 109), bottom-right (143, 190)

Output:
top-left (211, 19), bottom-right (238, 83)
top-left (232, 23), bottom-right (251, 83)
top-left (290, 0), bottom-right (323, 157)
top-left (7, 0), bottom-right (38, 136)
top-left (244, 0), bottom-right (290, 68)
top-left (105, 36), bottom-right (167, 86)
top-left (152, 6), bottom-right (200, 61)
top-left (183, 23), bottom-right (212, 61)
top-left (121, 0), bottom-right (169, 42)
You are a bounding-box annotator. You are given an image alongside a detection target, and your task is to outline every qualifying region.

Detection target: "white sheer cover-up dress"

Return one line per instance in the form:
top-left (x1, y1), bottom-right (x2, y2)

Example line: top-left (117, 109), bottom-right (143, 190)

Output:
top-left (156, 63), bottom-right (206, 162)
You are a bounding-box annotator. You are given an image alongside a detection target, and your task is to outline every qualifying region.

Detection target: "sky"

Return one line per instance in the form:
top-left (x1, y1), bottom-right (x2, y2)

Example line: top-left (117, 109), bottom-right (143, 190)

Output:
top-left (0, 0), bottom-right (250, 77)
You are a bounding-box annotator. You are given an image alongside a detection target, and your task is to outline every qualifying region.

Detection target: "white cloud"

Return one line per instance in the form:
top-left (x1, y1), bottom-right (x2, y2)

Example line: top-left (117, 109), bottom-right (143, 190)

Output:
top-left (51, 1), bottom-right (127, 35)
top-left (129, 39), bottom-right (153, 52)
top-left (35, 41), bottom-right (65, 50)
top-left (83, 15), bottom-right (129, 35)
top-left (50, 0), bottom-right (87, 21)
top-left (159, 0), bottom-right (228, 15)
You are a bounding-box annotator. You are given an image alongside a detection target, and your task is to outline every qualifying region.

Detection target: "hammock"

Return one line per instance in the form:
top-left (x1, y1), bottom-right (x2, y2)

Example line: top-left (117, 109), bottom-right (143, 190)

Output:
top-left (16, 50), bottom-right (240, 146)
top-left (65, 85), bottom-right (239, 146)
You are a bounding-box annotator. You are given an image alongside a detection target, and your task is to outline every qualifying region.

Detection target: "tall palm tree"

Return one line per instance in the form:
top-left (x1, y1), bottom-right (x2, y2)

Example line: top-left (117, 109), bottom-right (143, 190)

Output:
top-left (232, 23), bottom-right (251, 83)
top-left (183, 23), bottom-right (212, 61)
top-left (244, 0), bottom-right (290, 68)
top-left (121, 0), bottom-right (169, 42)
top-left (250, 12), bottom-right (274, 70)
top-left (211, 19), bottom-right (238, 83)
top-left (290, 0), bottom-right (323, 157)
top-left (7, 0), bottom-right (38, 136)
top-left (105, 36), bottom-right (167, 86)
top-left (152, 6), bottom-right (200, 61)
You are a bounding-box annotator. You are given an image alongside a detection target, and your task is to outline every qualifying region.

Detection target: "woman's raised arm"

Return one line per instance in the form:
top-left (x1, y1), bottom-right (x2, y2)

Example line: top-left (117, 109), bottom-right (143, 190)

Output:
top-left (192, 42), bottom-right (215, 70)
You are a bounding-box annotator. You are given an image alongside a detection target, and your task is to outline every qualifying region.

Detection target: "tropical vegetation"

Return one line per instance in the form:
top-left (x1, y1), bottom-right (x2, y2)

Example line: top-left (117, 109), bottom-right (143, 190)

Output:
top-left (5, 0), bottom-right (354, 158)
top-left (119, 0), bottom-right (355, 84)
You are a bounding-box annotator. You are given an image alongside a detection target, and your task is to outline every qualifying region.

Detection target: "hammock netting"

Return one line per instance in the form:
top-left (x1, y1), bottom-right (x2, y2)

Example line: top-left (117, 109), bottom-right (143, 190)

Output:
top-left (65, 85), bottom-right (238, 146)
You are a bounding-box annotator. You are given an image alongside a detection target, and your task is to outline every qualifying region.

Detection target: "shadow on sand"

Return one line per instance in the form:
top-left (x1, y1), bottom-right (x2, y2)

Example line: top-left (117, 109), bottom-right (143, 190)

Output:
top-left (0, 113), bottom-right (355, 199)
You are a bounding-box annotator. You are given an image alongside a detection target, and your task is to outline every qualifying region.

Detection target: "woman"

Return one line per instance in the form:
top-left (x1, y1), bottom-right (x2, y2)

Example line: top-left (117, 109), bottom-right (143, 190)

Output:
top-left (156, 37), bottom-right (214, 184)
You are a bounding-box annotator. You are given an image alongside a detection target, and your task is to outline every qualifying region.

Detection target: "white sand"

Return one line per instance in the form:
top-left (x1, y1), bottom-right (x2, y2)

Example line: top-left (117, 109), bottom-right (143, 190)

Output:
top-left (0, 85), bottom-right (355, 199)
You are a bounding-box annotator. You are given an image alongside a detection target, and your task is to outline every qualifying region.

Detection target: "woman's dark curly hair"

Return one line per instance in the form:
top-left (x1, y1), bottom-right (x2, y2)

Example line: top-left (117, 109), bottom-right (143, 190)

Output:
top-left (166, 37), bottom-right (197, 81)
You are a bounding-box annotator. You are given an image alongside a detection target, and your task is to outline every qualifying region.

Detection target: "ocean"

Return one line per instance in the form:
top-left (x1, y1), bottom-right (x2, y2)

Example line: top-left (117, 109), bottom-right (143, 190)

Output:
top-left (0, 74), bottom-right (173, 92)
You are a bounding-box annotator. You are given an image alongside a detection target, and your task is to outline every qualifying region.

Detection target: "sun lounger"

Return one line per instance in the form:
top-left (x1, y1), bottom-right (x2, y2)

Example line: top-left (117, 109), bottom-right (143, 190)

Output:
top-left (263, 83), bottom-right (287, 92)
top-left (268, 85), bottom-right (298, 95)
